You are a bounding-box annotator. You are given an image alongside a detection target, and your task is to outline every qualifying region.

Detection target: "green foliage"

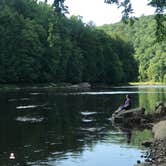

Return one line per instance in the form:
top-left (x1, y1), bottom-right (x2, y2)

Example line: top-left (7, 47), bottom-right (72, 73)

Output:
top-left (99, 15), bottom-right (165, 83)
top-left (0, 0), bottom-right (138, 84)
top-left (53, 0), bottom-right (68, 14)
top-left (105, 0), bottom-right (166, 41)
top-left (138, 87), bottom-right (166, 114)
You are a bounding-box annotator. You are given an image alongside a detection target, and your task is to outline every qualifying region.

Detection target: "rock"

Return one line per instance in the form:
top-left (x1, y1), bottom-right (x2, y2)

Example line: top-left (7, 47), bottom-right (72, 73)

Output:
top-left (68, 82), bottom-right (91, 90)
top-left (134, 163), bottom-right (151, 166)
top-left (78, 82), bottom-right (91, 88)
top-left (152, 120), bottom-right (166, 139)
top-left (112, 107), bottom-right (145, 124)
top-left (142, 140), bottom-right (153, 147)
top-left (158, 163), bottom-right (166, 166)
top-left (155, 101), bottom-right (166, 115)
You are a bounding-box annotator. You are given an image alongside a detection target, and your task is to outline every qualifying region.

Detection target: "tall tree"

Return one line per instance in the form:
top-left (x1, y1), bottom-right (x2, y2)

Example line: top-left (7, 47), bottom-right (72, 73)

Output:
top-left (53, 0), bottom-right (68, 14)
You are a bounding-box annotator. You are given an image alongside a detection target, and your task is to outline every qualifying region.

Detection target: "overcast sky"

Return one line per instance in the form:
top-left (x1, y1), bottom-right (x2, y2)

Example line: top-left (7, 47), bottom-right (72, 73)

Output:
top-left (46, 0), bottom-right (155, 25)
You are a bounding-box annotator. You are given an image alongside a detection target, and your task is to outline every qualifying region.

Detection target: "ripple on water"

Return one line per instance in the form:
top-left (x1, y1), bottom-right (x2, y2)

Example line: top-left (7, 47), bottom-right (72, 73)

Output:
top-left (67, 90), bottom-right (166, 95)
top-left (8, 99), bottom-right (17, 102)
top-left (113, 85), bottom-right (166, 89)
top-left (16, 105), bottom-right (38, 109)
top-left (80, 127), bottom-right (97, 132)
top-left (16, 104), bottom-right (46, 109)
top-left (20, 98), bottom-right (30, 101)
top-left (8, 98), bottom-right (30, 102)
top-left (80, 127), bottom-right (104, 132)
top-left (29, 93), bottom-right (44, 95)
top-left (51, 152), bottom-right (64, 155)
top-left (80, 112), bottom-right (97, 116)
top-left (16, 116), bottom-right (44, 123)
top-left (81, 118), bottom-right (95, 123)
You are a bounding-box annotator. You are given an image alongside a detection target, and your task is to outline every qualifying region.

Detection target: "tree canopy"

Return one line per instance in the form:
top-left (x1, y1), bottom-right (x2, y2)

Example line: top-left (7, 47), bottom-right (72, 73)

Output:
top-left (100, 15), bottom-right (166, 83)
top-left (0, 0), bottom-right (138, 84)
top-left (52, 0), bottom-right (166, 41)
top-left (0, 0), bottom-right (164, 84)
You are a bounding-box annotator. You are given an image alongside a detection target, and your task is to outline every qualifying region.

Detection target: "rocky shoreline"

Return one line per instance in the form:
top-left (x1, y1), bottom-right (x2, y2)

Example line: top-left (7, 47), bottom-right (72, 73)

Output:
top-left (112, 101), bottom-right (166, 166)
top-left (135, 102), bottom-right (166, 166)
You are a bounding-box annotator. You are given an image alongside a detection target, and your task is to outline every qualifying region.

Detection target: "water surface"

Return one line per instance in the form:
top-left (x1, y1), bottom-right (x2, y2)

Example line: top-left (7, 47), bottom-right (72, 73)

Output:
top-left (0, 85), bottom-right (165, 165)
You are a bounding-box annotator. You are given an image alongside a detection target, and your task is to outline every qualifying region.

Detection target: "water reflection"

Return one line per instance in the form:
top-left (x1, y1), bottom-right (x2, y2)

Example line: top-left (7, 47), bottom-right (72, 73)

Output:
top-left (0, 85), bottom-right (165, 165)
top-left (16, 116), bottom-right (44, 123)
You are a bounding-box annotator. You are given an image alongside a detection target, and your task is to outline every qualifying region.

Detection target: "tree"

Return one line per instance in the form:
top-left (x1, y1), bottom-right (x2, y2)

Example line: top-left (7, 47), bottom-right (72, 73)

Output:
top-left (0, 0), bottom-right (138, 84)
top-left (99, 14), bottom-right (165, 82)
top-left (53, 0), bottom-right (68, 14)
top-left (105, 0), bottom-right (166, 41)
top-left (53, 0), bottom-right (166, 41)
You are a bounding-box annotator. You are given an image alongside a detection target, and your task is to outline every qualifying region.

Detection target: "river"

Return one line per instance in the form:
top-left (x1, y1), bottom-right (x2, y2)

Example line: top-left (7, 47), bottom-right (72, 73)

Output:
top-left (0, 85), bottom-right (165, 166)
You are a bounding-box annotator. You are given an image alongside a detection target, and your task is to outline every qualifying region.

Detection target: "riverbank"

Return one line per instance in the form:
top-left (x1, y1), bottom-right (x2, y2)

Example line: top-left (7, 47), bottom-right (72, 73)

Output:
top-left (112, 101), bottom-right (166, 166)
top-left (129, 82), bottom-right (165, 85)
top-left (0, 82), bottom-right (92, 91)
top-left (0, 82), bottom-right (166, 91)
top-left (135, 103), bottom-right (166, 166)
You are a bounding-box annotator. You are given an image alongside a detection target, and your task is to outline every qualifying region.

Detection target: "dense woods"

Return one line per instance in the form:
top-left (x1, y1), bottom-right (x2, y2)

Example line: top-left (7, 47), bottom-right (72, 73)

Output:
top-left (0, 0), bottom-right (138, 84)
top-left (100, 15), bottom-right (166, 83)
top-left (0, 0), bottom-right (165, 84)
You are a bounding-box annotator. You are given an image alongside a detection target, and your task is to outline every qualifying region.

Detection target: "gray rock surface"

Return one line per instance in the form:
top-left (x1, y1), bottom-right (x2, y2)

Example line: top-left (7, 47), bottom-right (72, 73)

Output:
top-left (152, 120), bottom-right (166, 139)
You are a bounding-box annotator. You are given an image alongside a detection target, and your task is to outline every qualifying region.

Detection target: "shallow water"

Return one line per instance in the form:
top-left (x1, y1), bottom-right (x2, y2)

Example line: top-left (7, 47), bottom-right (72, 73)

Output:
top-left (0, 85), bottom-right (165, 165)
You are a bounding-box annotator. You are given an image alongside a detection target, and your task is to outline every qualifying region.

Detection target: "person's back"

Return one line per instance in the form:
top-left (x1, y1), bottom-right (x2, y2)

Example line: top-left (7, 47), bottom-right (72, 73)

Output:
top-left (124, 95), bottom-right (131, 110)
top-left (115, 95), bottom-right (131, 114)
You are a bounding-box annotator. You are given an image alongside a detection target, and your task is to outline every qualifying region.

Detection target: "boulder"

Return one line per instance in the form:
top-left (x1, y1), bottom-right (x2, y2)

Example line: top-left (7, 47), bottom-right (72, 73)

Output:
top-left (68, 82), bottom-right (91, 90)
top-left (112, 107), bottom-right (145, 124)
top-left (152, 120), bottom-right (166, 140)
top-left (155, 102), bottom-right (166, 115)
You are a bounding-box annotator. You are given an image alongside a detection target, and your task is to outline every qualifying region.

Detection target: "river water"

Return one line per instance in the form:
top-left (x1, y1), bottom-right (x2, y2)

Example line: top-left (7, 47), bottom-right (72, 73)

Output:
top-left (0, 85), bottom-right (165, 166)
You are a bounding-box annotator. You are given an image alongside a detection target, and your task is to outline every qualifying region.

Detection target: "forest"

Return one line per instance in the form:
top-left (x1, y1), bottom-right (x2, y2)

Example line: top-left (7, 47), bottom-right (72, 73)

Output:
top-left (100, 15), bottom-right (166, 83)
top-left (0, 0), bottom-right (165, 84)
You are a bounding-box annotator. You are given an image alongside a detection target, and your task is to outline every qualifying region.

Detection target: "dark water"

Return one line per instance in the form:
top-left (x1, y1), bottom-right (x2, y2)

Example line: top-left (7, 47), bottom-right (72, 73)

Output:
top-left (0, 85), bottom-right (165, 166)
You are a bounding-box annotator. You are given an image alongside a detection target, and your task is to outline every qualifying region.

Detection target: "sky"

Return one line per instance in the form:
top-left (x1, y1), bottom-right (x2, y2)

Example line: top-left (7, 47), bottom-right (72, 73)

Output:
top-left (46, 0), bottom-right (155, 25)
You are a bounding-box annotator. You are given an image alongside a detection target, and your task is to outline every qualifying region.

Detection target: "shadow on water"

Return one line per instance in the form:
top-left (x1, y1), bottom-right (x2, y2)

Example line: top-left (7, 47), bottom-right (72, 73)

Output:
top-left (0, 85), bottom-right (165, 165)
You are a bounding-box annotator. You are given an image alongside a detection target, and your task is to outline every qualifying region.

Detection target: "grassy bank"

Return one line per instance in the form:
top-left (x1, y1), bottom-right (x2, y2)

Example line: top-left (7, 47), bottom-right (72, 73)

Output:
top-left (129, 82), bottom-right (165, 85)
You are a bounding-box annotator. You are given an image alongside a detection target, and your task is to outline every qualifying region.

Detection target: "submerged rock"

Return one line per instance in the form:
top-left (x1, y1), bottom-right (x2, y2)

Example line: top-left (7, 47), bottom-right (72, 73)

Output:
top-left (142, 140), bottom-right (153, 147)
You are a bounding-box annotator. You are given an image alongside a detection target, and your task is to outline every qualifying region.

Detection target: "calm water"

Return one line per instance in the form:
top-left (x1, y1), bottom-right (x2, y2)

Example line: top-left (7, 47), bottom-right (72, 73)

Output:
top-left (0, 85), bottom-right (166, 166)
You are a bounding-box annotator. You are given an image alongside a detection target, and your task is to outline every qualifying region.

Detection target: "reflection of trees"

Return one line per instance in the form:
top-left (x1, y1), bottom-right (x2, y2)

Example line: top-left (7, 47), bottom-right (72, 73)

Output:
top-left (138, 87), bottom-right (166, 114)
top-left (0, 87), bottom-right (164, 165)
top-left (0, 92), bottom-right (114, 165)
top-left (130, 129), bottom-right (152, 146)
top-left (110, 124), bottom-right (152, 147)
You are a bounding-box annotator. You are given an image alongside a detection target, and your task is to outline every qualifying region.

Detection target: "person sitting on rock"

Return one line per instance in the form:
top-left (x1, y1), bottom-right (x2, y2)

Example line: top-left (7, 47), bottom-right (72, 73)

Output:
top-left (115, 95), bottom-right (131, 114)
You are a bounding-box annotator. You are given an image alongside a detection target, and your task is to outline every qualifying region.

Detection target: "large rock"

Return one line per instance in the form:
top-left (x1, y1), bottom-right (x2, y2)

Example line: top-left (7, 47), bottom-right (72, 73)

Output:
top-left (155, 102), bottom-right (166, 115)
top-left (112, 107), bottom-right (145, 124)
top-left (152, 120), bottom-right (166, 140)
top-left (68, 82), bottom-right (91, 89)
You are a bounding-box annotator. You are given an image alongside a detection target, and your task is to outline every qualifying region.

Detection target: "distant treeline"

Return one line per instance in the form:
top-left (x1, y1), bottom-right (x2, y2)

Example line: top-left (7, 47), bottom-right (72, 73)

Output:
top-left (0, 0), bottom-right (138, 84)
top-left (100, 15), bottom-right (166, 83)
